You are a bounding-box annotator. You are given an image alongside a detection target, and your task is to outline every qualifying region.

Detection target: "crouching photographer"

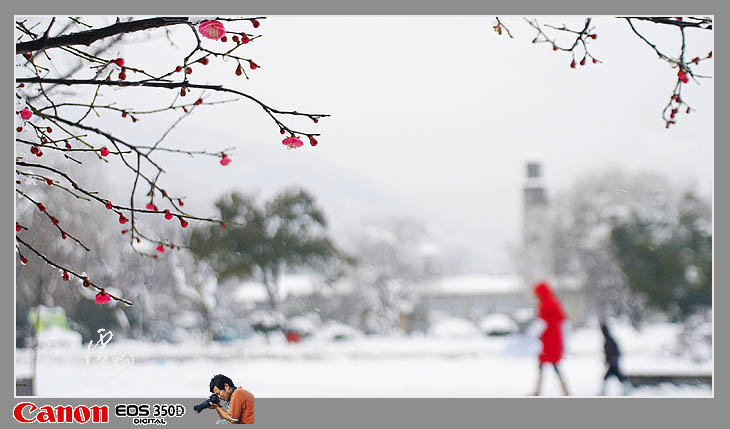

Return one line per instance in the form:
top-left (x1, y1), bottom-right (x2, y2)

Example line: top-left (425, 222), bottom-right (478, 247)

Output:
top-left (195, 374), bottom-right (255, 424)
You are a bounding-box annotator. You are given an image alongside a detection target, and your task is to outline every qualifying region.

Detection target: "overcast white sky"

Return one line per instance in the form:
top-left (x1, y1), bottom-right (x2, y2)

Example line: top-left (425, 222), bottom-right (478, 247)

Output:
top-left (51, 16), bottom-right (713, 273)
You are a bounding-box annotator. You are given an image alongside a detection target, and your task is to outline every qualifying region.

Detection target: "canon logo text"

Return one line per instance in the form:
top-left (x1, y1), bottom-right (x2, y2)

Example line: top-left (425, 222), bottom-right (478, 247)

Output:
top-left (13, 402), bottom-right (109, 424)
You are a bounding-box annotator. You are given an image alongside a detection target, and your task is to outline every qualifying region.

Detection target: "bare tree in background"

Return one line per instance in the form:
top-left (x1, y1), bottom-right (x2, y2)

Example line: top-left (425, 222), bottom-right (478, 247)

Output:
top-left (493, 16), bottom-right (713, 128)
top-left (15, 16), bottom-right (328, 307)
top-left (342, 218), bottom-right (442, 334)
top-left (550, 169), bottom-right (682, 326)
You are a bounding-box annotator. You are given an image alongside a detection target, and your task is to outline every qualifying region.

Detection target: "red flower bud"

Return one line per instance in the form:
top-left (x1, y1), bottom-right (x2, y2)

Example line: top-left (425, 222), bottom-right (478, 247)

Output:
top-left (83, 277), bottom-right (90, 287)
top-left (589, 34), bottom-right (597, 39)
top-left (178, 199), bottom-right (184, 206)
top-left (552, 45), bottom-right (558, 51)
top-left (221, 36), bottom-right (228, 43)
top-left (252, 19), bottom-right (260, 28)
top-left (119, 71), bottom-right (127, 80)
top-left (61, 233), bottom-right (66, 240)
top-left (220, 222), bottom-right (226, 229)
top-left (309, 135), bottom-right (318, 146)
top-left (100, 146), bottom-right (110, 157)
top-left (579, 58), bottom-right (585, 66)
top-left (30, 146), bottom-right (39, 155)
top-left (186, 67), bottom-right (192, 75)
top-left (95, 291), bottom-right (111, 304)
top-left (37, 203), bottom-right (46, 212)
top-left (62, 271), bottom-right (70, 281)
top-left (113, 58), bottom-right (125, 67)
top-left (179, 217), bottom-right (189, 228)
top-left (106, 200), bottom-right (113, 209)
top-left (232, 35), bottom-right (240, 43)
top-left (46, 178), bottom-right (53, 186)
top-left (248, 60), bottom-right (258, 70)
top-left (175, 66), bottom-right (183, 73)
top-left (592, 58), bottom-right (597, 64)
top-left (164, 210), bottom-right (173, 220)
top-left (20, 256), bottom-right (28, 265)
top-left (235, 65), bottom-right (243, 76)
top-left (16, 126), bottom-right (22, 132)
top-left (570, 60), bottom-right (576, 68)
top-left (199, 57), bottom-right (209, 65)
top-left (46, 127), bottom-right (52, 133)
top-left (156, 244), bottom-right (165, 253)
top-left (16, 222), bottom-right (21, 232)
top-left (119, 214), bottom-right (128, 224)
top-left (65, 141), bottom-right (72, 149)
top-left (180, 88), bottom-right (187, 96)
top-left (146, 203), bottom-right (155, 211)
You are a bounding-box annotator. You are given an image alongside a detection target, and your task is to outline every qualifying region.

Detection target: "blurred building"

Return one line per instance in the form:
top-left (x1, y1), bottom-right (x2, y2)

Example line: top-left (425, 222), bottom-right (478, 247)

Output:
top-left (232, 161), bottom-right (587, 332)
top-left (420, 160), bottom-right (587, 328)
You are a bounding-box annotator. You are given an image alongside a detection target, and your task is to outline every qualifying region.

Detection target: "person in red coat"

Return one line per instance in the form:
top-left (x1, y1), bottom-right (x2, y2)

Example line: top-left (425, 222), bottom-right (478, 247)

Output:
top-left (531, 281), bottom-right (570, 396)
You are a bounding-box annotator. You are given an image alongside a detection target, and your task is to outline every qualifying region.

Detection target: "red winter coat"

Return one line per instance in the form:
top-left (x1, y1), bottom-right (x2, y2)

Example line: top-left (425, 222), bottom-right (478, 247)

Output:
top-left (534, 282), bottom-right (567, 364)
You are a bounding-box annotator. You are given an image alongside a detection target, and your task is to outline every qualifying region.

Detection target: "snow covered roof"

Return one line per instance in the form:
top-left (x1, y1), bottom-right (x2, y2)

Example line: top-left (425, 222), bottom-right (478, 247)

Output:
top-left (423, 274), bottom-right (524, 296)
top-left (234, 273), bottom-right (581, 303)
top-left (233, 274), bottom-right (353, 304)
top-left (234, 274), bottom-right (318, 303)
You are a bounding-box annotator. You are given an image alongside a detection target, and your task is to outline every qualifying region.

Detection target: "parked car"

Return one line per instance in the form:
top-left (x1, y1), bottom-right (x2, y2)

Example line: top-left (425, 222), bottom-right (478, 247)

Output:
top-left (478, 313), bottom-right (519, 336)
top-left (428, 317), bottom-right (482, 338)
top-left (310, 321), bottom-right (362, 342)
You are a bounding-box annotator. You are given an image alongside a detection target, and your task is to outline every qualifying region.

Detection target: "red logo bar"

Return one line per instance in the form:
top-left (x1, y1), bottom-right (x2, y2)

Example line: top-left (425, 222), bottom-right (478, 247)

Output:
top-left (13, 402), bottom-right (109, 423)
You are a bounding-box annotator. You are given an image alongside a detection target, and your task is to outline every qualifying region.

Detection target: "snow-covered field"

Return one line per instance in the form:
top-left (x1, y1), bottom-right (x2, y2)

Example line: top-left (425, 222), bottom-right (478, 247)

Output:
top-left (16, 321), bottom-right (712, 398)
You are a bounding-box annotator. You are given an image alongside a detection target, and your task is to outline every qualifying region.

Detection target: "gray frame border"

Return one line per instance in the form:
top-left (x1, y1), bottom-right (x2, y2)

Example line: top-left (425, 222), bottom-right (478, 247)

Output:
top-left (4, 0), bottom-right (722, 428)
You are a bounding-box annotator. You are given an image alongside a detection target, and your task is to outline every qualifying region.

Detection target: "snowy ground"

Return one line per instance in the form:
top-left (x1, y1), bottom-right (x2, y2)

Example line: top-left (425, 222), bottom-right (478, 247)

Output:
top-left (16, 322), bottom-right (712, 398)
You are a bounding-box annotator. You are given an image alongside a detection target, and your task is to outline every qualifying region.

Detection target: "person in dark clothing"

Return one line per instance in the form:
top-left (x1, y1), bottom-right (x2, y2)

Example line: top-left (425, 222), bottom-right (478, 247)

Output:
top-left (599, 322), bottom-right (631, 395)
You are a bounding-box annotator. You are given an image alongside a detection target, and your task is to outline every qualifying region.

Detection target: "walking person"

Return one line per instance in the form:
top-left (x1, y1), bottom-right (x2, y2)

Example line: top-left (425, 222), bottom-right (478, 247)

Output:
top-left (530, 281), bottom-right (570, 396)
top-left (599, 322), bottom-right (631, 395)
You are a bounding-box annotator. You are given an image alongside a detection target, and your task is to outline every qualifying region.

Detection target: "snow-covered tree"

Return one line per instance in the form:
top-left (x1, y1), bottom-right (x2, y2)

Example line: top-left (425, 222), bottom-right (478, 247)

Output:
top-left (340, 218), bottom-right (442, 334)
top-left (551, 168), bottom-right (685, 325)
